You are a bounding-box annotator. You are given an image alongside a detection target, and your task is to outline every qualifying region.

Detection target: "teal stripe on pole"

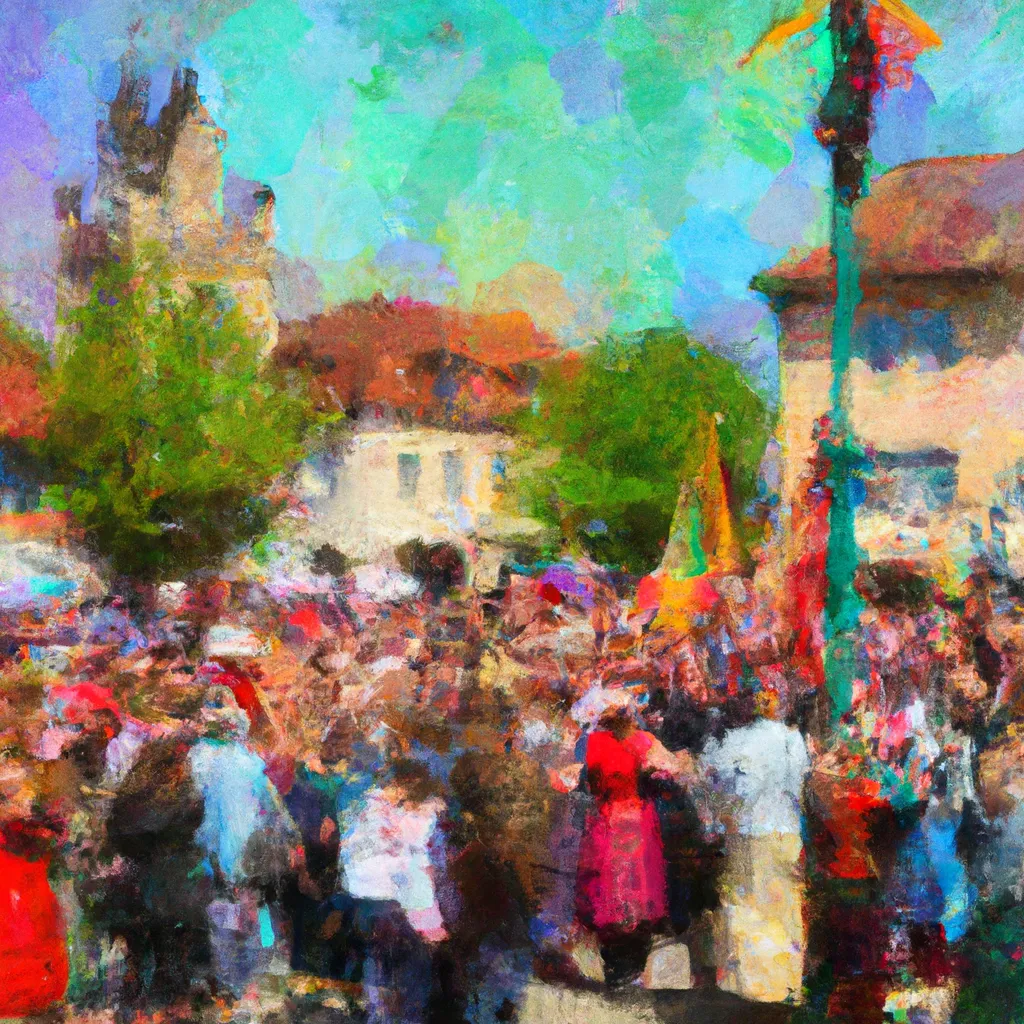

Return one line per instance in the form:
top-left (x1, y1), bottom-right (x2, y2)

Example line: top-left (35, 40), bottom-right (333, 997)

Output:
top-left (818, 0), bottom-right (874, 722)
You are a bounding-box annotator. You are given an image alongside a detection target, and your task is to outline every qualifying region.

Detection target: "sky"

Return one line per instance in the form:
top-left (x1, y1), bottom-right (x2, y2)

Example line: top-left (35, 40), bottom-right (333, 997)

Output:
top-left (2, 0), bottom-right (1023, 398)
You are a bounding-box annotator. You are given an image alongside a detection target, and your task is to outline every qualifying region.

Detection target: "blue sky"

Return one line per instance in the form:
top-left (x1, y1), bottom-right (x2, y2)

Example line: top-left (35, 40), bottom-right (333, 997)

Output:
top-left (1, 0), bottom-right (1021, 398)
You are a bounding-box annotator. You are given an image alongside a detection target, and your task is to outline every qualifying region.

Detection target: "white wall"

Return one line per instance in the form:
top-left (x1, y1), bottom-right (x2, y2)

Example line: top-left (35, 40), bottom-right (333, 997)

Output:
top-left (298, 428), bottom-right (522, 560)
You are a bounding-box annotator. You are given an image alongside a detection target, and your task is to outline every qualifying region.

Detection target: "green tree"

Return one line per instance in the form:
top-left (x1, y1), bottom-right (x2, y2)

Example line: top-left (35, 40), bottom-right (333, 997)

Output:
top-left (512, 328), bottom-right (773, 573)
top-left (39, 250), bottom-right (319, 579)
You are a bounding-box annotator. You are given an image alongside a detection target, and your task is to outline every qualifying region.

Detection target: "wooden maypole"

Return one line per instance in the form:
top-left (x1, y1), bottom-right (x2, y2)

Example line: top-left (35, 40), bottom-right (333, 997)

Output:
top-left (743, 0), bottom-right (940, 720)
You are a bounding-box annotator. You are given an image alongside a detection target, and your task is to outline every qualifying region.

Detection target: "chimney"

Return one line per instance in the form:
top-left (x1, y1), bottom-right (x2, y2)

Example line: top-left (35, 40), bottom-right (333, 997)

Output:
top-left (54, 185), bottom-right (83, 224)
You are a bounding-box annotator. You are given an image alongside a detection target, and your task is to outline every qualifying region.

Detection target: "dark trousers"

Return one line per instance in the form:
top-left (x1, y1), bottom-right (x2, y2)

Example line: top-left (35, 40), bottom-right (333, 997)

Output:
top-left (598, 925), bottom-right (654, 988)
top-left (354, 901), bottom-right (465, 1024)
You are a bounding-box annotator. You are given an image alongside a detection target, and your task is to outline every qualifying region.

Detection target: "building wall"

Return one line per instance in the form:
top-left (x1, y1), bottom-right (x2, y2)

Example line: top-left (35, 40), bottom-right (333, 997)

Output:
top-left (136, 111), bottom-right (277, 352)
top-left (779, 350), bottom-right (1024, 569)
top-left (772, 276), bottom-right (1024, 572)
top-left (775, 277), bottom-right (1024, 365)
top-left (297, 429), bottom-right (541, 560)
top-left (164, 112), bottom-right (224, 239)
top-left (781, 352), bottom-right (1024, 504)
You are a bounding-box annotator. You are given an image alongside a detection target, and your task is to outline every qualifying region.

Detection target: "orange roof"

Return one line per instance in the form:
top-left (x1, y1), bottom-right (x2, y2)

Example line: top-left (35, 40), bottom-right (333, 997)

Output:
top-left (275, 294), bottom-right (558, 427)
top-left (756, 150), bottom-right (1024, 297)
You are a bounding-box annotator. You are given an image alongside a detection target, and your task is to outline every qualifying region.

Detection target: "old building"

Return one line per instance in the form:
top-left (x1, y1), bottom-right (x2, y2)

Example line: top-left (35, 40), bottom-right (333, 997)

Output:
top-left (55, 58), bottom-right (277, 355)
top-left (278, 296), bottom-right (558, 570)
top-left (296, 426), bottom-right (534, 570)
top-left (756, 149), bottom-right (1024, 574)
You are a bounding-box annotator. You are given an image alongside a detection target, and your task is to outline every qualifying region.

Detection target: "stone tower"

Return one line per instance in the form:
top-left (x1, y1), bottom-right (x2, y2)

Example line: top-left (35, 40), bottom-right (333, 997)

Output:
top-left (56, 55), bottom-right (278, 355)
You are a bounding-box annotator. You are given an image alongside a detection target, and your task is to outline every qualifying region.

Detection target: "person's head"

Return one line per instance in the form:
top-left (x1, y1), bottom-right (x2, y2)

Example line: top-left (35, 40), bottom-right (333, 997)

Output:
top-left (320, 710), bottom-right (358, 766)
top-left (85, 706), bottom-right (122, 741)
top-left (67, 707), bottom-right (122, 781)
top-left (754, 688), bottom-right (784, 722)
top-left (945, 628), bottom-right (994, 731)
top-left (198, 685), bottom-right (249, 741)
top-left (675, 645), bottom-right (710, 702)
top-left (0, 760), bottom-right (36, 822)
top-left (720, 689), bottom-right (756, 731)
top-left (597, 689), bottom-right (637, 737)
top-left (387, 757), bottom-right (442, 804)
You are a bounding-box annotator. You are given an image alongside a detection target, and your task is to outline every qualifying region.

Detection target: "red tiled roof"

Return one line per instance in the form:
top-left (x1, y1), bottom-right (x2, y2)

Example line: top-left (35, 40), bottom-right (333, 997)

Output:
top-left (757, 150), bottom-right (1024, 296)
top-left (275, 294), bottom-right (558, 427)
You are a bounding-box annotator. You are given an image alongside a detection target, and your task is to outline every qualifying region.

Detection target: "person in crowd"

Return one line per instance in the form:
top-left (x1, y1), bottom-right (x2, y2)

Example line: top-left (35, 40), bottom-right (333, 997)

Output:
top-left (105, 725), bottom-right (211, 1010)
top-left (58, 703), bottom-right (125, 1005)
top-left (187, 685), bottom-right (301, 999)
top-left (516, 699), bottom-right (589, 983)
top-left (0, 759), bottom-right (69, 1017)
top-left (283, 709), bottom-right (370, 980)
top-left (338, 757), bottom-right (452, 1024)
top-left (879, 639), bottom-right (985, 995)
top-left (447, 719), bottom-right (551, 1017)
top-left (648, 643), bottom-right (723, 971)
top-left (574, 687), bottom-right (699, 988)
top-left (701, 687), bottom-right (810, 1003)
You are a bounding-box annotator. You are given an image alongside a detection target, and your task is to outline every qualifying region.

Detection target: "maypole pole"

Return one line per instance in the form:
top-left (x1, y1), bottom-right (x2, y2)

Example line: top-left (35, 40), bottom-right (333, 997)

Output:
top-left (742, 0), bottom-right (940, 723)
top-left (815, 0), bottom-right (875, 722)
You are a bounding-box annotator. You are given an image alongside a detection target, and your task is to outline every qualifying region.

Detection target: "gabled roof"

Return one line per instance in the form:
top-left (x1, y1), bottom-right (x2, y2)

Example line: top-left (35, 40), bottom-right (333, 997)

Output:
top-left (756, 150), bottom-right (1024, 299)
top-left (275, 294), bottom-right (559, 428)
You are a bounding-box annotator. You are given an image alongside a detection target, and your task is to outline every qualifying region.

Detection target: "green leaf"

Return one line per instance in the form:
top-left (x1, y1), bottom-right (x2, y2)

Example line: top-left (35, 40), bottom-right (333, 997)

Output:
top-left (509, 327), bottom-right (773, 573)
top-left (36, 248), bottom-right (323, 579)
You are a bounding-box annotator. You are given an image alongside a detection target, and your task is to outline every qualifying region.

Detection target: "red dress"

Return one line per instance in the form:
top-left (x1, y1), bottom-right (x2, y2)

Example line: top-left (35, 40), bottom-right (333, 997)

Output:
top-left (0, 821), bottom-right (69, 1016)
top-left (576, 730), bottom-right (667, 933)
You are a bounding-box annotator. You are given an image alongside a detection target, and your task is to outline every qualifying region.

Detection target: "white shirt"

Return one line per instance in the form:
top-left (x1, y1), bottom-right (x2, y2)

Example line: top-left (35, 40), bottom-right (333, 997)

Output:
top-left (340, 789), bottom-right (445, 934)
top-left (701, 719), bottom-right (809, 836)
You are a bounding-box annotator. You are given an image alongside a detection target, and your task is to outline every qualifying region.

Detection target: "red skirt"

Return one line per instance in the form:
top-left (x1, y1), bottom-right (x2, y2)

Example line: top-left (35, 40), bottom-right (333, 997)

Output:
top-left (576, 798), bottom-right (667, 933)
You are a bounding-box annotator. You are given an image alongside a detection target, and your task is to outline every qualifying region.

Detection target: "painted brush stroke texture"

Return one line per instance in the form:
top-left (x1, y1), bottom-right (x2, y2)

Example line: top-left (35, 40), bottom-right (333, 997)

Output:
top-left (2, 1), bottom-right (1024, 1024)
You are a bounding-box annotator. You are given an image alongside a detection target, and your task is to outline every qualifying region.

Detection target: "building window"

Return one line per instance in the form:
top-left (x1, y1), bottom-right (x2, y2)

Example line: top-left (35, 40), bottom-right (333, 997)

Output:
top-left (398, 452), bottom-right (422, 500)
top-left (491, 454), bottom-right (507, 492)
top-left (997, 459), bottom-right (1024, 511)
top-left (863, 448), bottom-right (959, 516)
top-left (857, 309), bottom-right (960, 371)
top-left (442, 451), bottom-right (464, 506)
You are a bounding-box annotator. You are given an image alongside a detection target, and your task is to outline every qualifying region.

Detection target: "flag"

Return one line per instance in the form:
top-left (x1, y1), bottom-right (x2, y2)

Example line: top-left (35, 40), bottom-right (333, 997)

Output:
top-left (740, 0), bottom-right (940, 87)
top-left (662, 414), bottom-right (741, 580)
top-left (634, 415), bottom-right (741, 630)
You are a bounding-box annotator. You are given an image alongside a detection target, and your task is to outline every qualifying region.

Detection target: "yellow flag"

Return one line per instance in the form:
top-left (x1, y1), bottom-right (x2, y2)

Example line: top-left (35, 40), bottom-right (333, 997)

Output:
top-left (739, 0), bottom-right (939, 67)
top-left (646, 416), bottom-right (741, 631)
top-left (695, 414), bottom-right (742, 575)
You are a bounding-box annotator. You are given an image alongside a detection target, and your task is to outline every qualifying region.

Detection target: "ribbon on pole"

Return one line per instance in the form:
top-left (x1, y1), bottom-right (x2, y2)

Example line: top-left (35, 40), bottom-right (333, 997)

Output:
top-left (740, 0), bottom-right (939, 721)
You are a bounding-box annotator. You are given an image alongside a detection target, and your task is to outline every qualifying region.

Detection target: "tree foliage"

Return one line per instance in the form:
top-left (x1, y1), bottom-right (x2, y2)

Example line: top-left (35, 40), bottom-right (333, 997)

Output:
top-left (38, 250), bottom-right (319, 579)
top-left (512, 328), bottom-right (773, 573)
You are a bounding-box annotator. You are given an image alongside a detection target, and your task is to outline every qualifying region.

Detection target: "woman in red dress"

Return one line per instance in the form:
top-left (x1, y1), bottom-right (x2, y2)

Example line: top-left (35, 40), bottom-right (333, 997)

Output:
top-left (0, 764), bottom-right (69, 1017)
top-left (575, 691), bottom-right (697, 986)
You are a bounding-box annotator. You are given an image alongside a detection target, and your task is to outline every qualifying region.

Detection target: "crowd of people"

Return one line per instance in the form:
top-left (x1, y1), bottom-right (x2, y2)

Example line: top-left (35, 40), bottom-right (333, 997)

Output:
top-left (0, 536), bottom-right (1022, 1023)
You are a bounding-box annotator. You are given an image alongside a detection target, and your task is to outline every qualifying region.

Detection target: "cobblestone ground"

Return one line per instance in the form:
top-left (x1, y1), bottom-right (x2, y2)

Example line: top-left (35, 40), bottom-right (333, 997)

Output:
top-left (516, 981), bottom-right (794, 1024)
top-left (60, 976), bottom-right (793, 1024)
